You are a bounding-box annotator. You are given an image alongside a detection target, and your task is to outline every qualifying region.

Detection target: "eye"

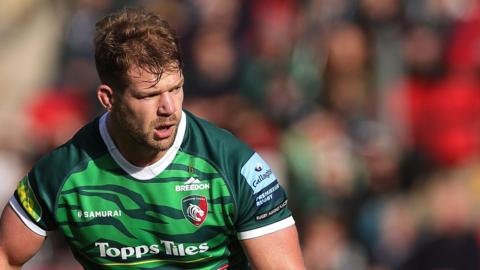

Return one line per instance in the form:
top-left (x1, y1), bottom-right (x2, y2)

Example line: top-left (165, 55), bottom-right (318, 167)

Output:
top-left (170, 86), bottom-right (181, 93)
top-left (138, 94), bottom-right (155, 100)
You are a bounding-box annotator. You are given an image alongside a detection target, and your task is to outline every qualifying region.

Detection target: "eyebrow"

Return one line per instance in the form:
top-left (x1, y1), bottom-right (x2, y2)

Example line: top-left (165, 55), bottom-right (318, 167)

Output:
top-left (135, 77), bottom-right (184, 96)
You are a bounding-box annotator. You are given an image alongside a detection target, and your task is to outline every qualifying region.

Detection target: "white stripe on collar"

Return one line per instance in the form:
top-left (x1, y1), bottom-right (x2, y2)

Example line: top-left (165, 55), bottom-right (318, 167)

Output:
top-left (99, 111), bottom-right (186, 180)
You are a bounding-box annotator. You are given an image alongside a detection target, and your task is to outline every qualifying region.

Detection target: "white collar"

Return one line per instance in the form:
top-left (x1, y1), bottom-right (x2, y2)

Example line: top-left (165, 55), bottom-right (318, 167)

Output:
top-left (99, 111), bottom-right (186, 180)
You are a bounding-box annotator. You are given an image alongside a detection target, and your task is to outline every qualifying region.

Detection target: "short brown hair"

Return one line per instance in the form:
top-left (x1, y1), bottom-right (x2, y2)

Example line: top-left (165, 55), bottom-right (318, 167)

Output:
top-left (94, 8), bottom-right (182, 90)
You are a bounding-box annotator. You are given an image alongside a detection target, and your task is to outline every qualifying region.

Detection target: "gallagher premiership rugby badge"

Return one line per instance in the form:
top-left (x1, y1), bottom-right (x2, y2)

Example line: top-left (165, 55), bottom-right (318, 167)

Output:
top-left (182, 195), bottom-right (208, 226)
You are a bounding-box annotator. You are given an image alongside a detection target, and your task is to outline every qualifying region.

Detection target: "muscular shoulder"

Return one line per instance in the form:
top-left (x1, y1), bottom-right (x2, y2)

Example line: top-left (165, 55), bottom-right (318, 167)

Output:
top-left (14, 117), bottom-right (107, 230)
top-left (27, 118), bottom-right (107, 213)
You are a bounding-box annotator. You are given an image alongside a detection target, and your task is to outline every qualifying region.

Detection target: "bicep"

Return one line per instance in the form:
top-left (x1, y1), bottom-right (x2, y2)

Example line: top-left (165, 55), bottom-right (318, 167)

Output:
top-left (0, 204), bottom-right (45, 267)
top-left (241, 225), bottom-right (305, 270)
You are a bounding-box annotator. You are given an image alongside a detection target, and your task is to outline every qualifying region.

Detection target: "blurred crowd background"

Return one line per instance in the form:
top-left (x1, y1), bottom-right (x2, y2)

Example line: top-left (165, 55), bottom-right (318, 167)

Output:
top-left (3, 0), bottom-right (480, 269)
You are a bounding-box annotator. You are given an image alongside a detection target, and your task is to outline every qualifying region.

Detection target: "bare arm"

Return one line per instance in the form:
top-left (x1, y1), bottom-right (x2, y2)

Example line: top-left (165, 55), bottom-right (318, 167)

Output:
top-left (241, 225), bottom-right (305, 270)
top-left (0, 204), bottom-right (45, 269)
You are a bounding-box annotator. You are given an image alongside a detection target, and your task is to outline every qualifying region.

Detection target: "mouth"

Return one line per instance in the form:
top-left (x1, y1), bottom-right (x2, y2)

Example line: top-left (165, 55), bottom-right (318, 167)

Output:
top-left (154, 124), bottom-right (175, 140)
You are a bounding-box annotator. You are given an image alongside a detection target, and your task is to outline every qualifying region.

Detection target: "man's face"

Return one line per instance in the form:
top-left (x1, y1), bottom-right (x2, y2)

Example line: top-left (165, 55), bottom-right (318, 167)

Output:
top-left (111, 67), bottom-right (184, 152)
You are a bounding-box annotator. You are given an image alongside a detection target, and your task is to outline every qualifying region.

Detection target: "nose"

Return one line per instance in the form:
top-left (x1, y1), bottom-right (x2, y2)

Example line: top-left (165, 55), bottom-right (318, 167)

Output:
top-left (157, 93), bottom-right (175, 116)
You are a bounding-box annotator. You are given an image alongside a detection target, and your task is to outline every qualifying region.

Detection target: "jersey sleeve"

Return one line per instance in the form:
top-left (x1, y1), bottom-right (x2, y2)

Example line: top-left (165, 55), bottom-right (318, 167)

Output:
top-left (9, 168), bottom-right (58, 236)
top-left (233, 152), bottom-right (294, 240)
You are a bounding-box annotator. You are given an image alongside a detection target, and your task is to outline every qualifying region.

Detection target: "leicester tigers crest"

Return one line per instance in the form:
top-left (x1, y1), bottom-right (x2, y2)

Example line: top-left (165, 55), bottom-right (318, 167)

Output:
top-left (182, 195), bottom-right (208, 226)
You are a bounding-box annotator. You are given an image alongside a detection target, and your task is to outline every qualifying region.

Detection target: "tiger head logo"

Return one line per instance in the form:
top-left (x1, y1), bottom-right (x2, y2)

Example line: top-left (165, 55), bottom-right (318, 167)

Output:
top-left (182, 195), bottom-right (208, 226)
top-left (186, 204), bottom-right (205, 222)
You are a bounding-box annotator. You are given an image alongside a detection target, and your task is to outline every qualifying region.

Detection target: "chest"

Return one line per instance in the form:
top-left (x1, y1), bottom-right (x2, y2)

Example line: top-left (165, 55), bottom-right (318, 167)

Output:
top-left (54, 167), bottom-right (235, 265)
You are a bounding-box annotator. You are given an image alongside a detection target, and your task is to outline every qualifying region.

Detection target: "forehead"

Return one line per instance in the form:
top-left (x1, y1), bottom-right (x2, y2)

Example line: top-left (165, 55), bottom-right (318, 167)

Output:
top-left (127, 66), bottom-right (183, 91)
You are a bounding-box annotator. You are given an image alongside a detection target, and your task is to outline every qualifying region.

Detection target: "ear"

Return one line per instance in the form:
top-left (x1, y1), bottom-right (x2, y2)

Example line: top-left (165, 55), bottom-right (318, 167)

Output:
top-left (97, 84), bottom-right (114, 111)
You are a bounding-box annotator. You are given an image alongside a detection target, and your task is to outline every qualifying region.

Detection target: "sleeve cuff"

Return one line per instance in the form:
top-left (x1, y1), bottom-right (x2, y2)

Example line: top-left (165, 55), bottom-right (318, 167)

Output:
top-left (237, 216), bottom-right (295, 240)
top-left (9, 196), bottom-right (47, 237)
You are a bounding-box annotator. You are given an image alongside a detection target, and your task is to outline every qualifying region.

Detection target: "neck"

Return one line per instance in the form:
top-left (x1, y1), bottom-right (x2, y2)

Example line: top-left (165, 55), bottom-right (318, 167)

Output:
top-left (106, 116), bottom-right (167, 167)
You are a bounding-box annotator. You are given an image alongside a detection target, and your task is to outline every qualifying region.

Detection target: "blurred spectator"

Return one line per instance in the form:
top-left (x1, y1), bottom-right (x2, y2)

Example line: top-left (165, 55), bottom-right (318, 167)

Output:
top-left (282, 110), bottom-right (369, 222)
top-left (240, 0), bottom-right (308, 127)
top-left (355, 0), bottom-right (404, 95)
top-left (321, 23), bottom-right (374, 132)
top-left (184, 28), bottom-right (241, 97)
top-left (143, 0), bottom-right (192, 37)
top-left (357, 194), bottom-right (418, 269)
top-left (355, 121), bottom-right (402, 194)
top-left (399, 170), bottom-right (480, 270)
top-left (63, 0), bottom-right (114, 59)
top-left (302, 213), bottom-right (367, 270)
top-left (386, 24), bottom-right (480, 168)
top-left (191, 0), bottom-right (243, 33)
top-left (25, 87), bottom-right (90, 157)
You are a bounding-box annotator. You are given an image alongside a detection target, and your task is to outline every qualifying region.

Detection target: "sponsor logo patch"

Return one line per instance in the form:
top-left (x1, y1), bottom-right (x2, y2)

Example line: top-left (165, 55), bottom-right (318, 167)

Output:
top-left (16, 176), bottom-right (42, 222)
top-left (175, 177), bottom-right (210, 192)
top-left (182, 195), bottom-right (208, 226)
top-left (241, 153), bottom-right (277, 194)
top-left (95, 240), bottom-right (209, 260)
top-left (77, 210), bottom-right (122, 219)
top-left (255, 182), bottom-right (281, 207)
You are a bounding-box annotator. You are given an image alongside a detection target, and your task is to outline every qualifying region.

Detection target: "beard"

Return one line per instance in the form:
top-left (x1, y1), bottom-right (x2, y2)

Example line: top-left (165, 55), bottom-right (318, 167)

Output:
top-left (111, 106), bottom-right (179, 152)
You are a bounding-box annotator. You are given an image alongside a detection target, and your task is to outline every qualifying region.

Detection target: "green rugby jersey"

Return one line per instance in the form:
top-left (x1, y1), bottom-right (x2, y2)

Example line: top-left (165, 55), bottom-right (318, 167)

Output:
top-left (10, 110), bottom-right (294, 269)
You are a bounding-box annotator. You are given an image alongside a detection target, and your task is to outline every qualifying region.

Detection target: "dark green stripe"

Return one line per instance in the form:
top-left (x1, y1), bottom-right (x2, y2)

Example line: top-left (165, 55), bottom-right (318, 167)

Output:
top-left (59, 218), bottom-right (135, 239)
